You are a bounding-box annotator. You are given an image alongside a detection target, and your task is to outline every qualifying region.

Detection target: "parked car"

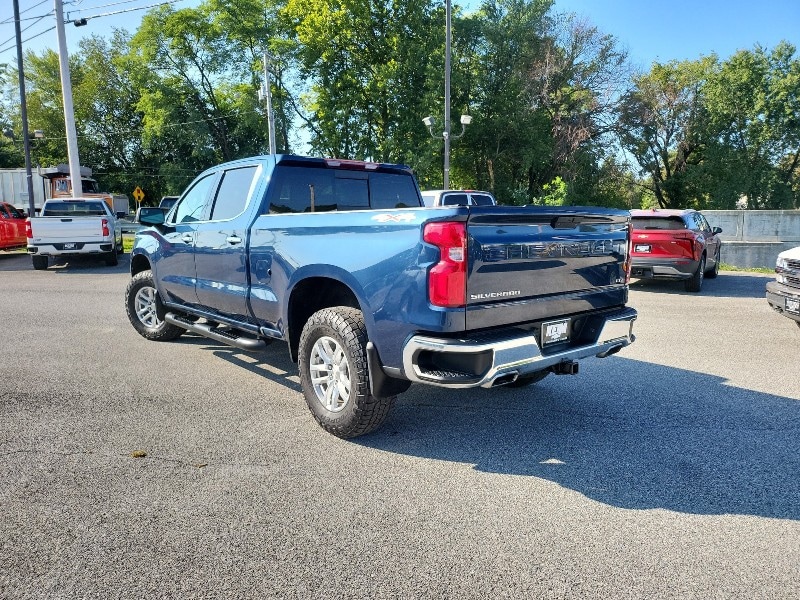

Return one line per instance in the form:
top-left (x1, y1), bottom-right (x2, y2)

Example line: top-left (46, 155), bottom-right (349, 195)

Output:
top-left (0, 201), bottom-right (27, 250)
top-left (421, 189), bottom-right (496, 207)
top-left (766, 246), bottom-right (800, 328)
top-left (629, 209), bottom-right (723, 292)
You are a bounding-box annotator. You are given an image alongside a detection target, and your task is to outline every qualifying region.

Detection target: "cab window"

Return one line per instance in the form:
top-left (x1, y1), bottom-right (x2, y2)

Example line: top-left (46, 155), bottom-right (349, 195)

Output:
top-left (209, 166), bottom-right (258, 221)
top-left (173, 174), bottom-right (216, 223)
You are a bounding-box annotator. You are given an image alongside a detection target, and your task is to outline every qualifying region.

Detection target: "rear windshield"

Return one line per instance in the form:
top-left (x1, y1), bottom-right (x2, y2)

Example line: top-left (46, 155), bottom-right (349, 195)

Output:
top-left (632, 216), bottom-right (686, 230)
top-left (265, 166), bottom-right (422, 213)
top-left (42, 201), bottom-right (107, 217)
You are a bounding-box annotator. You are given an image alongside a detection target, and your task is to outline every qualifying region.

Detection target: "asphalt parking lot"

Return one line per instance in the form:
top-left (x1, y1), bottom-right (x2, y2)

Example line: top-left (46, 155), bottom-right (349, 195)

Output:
top-left (1, 252), bottom-right (798, 599)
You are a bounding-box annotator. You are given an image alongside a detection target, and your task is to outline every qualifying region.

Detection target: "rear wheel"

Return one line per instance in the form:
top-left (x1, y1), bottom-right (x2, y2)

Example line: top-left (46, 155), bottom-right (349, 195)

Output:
top-left (504, 369), bottom-right (550, 388)
top-left (685, 255), bottom-right (705, 292)
top-left (298, 306), bottom-right (395, 438)
top-left (31, 255), bottom-right (48, 270)
top-left (105, 250), bottom-right (119, 267)
top-left (125, 270), bottom-right (184, 341)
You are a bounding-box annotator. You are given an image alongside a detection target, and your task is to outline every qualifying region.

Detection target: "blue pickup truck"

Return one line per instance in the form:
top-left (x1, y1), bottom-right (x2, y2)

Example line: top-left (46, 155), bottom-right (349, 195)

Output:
top-left (126, 155), bottom-right (637, 438)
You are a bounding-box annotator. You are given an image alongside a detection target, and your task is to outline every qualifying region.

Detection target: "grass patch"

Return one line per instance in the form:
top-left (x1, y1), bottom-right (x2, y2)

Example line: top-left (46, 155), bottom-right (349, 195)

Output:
top-left (719, 262), bottom-right (774, 274)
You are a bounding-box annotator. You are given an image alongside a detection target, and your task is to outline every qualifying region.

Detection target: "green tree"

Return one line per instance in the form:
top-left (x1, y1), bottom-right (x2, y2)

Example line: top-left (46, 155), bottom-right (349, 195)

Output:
top-left (616, 57), bottom-right (716, 209)
top-left (284, 0), bottom-right (439, 165)
top-left (702, 42), bottom-right (800, 208)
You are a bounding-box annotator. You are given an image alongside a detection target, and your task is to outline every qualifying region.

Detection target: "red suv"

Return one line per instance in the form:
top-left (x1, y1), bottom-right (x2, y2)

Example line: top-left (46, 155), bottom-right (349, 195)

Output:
top-left (629, 209), bottom-right (723, 292)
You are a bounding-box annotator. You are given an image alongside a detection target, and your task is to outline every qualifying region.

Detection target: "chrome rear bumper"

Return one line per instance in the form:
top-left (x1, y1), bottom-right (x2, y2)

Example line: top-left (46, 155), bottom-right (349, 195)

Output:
top-left (402, 307), bottom-right (637, 389)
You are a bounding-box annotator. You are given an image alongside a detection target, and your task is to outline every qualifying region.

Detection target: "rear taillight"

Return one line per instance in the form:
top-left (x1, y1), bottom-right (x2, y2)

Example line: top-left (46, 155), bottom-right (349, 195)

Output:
top-left (673, 234), bottom-right (696, 259)
top-left (424, 221), bottom-right (467, 307)
top-left (101, 218), bottom-right (110, 237)
top-left (623, 221), bottom-right (632, 283)
top-left (25, 219), bottom-right (32, 239)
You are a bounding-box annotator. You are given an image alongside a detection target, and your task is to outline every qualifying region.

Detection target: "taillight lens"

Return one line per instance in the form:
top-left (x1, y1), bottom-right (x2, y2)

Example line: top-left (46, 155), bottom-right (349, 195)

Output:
top-left (25, 219), bottom-right (32, 239)
top-left (101, 218), bottom-right (110, 237)
top-left (673, 234), bottom-right (696, 259)
top-left (623, 221), bottom-right (632, 283)
top-left (424, 221), bottom-right (467, 307)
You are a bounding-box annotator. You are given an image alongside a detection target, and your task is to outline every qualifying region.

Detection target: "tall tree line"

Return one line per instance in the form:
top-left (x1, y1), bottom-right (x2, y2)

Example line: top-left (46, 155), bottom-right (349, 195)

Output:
top-left (0, 0), bottom-right (797, 209)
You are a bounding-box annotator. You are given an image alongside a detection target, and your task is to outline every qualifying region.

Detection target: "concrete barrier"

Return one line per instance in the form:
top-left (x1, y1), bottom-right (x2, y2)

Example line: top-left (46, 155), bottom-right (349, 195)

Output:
top-left (703, 210), bottom-right (799, 269)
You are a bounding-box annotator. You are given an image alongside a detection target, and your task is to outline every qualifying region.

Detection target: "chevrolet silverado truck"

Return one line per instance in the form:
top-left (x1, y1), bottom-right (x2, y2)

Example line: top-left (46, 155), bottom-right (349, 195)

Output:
top-left (27, 198), bottom-right (124, 270)
top-left (125, 154), bottom-right (637, 438)
top-left (766, 246), bottom-right (800, 328)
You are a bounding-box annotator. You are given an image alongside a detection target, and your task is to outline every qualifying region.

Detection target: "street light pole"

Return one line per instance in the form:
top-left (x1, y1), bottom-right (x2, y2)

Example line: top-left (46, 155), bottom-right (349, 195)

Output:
top-left (54, 0), bottom-right (83, 197)
top-left (423, 0), bottom-right (471, 189)
top-left (443, 0), bottom-right (452, 190)
top-left (262, 52), bottom-right (277, 155)
top-left (12, 0), bottom-right (35, 216)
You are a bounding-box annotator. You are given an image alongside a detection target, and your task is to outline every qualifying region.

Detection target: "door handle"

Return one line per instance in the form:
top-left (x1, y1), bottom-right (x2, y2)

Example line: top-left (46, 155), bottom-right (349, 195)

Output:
top-left (226, 236), bottom-right (242, 245)
top-left (182, 233), bottom-right (194, 244)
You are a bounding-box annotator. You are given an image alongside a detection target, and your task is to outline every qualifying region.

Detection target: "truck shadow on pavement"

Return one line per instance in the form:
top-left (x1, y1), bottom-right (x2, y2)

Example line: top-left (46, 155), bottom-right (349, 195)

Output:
top-left (359, 357), bottom-right (800, 521)
top-left (630, 271), bottom-right (772, 299)
top-left (0, 252), bottom-right (130, 274)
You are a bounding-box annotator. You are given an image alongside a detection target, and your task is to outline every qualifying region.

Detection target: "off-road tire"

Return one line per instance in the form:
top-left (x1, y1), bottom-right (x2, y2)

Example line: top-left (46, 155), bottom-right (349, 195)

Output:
top-left (503, 369), bottom-right (551, 388)
top-left (31, 255), bottom-right (48, 270)
top-left (685, 255), bottom-right (705, 293)
top-left (125, 270), bottom-right (185, 341)
top-left (298, 306), bottom-right (395, 438)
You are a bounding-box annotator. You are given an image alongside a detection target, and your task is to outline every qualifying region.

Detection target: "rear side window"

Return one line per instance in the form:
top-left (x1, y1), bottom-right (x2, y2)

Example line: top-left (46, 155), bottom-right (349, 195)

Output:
top-left (632, 217), bottom-right (687, 230)
top-left (442, 193), bottom-right (469, 206)
top-left (265, 166), bottom-right (421, 213)
top-left (470, 194), bottom-right (495, 206)
top-left (210, 166), bottom-right (258, 221)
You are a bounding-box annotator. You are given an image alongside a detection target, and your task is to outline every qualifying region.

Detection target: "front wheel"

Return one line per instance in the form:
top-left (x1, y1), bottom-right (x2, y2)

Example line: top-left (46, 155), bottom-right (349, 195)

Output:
top-left (125, 270), bottom-right (185, 341)
top-left (298, 306), bottom-right (395, 438)
top-left (705, 248), bottom-right (720, 279)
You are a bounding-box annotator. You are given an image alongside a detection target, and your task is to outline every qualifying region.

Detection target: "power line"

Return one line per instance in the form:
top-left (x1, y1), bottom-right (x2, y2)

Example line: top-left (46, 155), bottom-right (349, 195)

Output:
top-left (0, 0), bottom-right (51, 25)
top-left (0, 24), bottom-right (55, 57)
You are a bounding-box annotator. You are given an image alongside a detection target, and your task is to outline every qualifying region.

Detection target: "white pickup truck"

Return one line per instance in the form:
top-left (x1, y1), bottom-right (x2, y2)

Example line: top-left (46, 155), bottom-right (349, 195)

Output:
top-left (26, 198), bottom-right (124, 270)
top-left (766, 246), bottom-right (800, 328)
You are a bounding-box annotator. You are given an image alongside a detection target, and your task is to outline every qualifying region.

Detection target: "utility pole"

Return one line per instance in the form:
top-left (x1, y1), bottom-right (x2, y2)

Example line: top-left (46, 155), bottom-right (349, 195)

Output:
top-left (12, 0), bottom-right (35, 216)
top-left (54, 0), bottom-right (82, 197)
top-left (261, 52), bottom-right (277, 155)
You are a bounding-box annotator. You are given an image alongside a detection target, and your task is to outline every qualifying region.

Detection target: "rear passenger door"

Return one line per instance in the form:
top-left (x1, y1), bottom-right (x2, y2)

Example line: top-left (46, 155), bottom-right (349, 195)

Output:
top-left (193, 164), bottom-right (261, 321)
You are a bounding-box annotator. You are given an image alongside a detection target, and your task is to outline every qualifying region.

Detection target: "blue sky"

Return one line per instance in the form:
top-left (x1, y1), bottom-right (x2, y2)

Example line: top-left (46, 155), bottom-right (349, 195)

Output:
top-left (549, 0), bottom-right (800, 69)
top-left (1, 0), bottom-right (798, 69)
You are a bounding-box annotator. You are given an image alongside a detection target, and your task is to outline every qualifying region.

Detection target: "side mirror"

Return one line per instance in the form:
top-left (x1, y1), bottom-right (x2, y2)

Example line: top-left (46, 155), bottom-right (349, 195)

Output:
top-left (135, 207), bottom-right (167, 226)
top-left (712, 227), bottom-right (723, 235)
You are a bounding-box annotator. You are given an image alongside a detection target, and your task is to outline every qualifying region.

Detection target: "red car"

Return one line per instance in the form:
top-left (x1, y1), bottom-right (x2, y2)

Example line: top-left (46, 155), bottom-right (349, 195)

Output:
top-left (0, 202), bottom-right (27, 250)
top-left (629, 209), bottom-right (723, 292)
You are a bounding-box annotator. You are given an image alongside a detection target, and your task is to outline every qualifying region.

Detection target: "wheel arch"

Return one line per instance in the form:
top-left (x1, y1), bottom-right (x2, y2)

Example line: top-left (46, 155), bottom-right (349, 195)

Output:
top-left (130, 252), bottom-right (152, 276)
top-left (287, 276), bottom-right (361, 362)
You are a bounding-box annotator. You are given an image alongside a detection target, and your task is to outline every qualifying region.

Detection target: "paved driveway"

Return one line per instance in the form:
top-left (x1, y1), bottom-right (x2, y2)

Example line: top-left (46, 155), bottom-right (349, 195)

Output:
top-left (1, 253), bottom-right (798, 599)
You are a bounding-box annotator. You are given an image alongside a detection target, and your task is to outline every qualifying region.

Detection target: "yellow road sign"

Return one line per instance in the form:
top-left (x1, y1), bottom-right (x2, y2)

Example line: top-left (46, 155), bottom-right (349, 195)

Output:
top-left (133, 186), bottom-right (145, 203)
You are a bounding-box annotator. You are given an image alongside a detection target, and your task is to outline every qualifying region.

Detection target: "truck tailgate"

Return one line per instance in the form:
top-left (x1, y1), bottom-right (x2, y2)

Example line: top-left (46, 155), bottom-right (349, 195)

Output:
top-left (30, 217), bottom-right (106, 242)
top-left (465, 207), bottom-right (630, 329)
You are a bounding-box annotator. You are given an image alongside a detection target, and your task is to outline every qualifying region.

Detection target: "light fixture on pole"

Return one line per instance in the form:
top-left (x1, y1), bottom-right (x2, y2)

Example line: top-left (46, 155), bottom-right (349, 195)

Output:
top-left (423, 0), bottom-right (471, 190)
top-left (423, 113), bottom-right (472, 189)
